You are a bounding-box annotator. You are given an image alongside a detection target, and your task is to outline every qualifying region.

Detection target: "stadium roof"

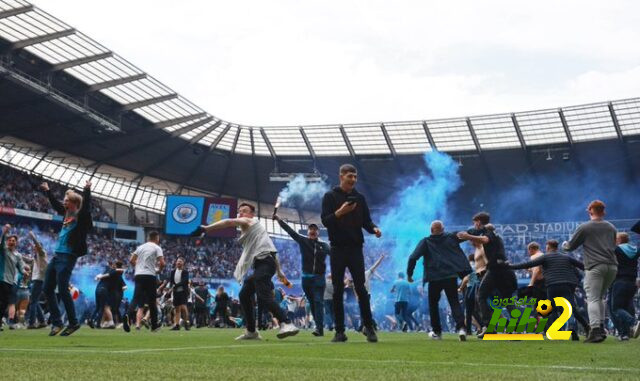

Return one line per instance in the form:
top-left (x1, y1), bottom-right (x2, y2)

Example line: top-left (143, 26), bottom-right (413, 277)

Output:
top-left (1, 1), bottom-right (639, 156)
top-left (1, 1), bottom-right (639, 216)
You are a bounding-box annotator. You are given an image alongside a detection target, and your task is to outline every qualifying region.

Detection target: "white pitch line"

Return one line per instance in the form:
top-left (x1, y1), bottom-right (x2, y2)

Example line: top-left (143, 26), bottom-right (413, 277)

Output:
top-left (0, 341), bottom-right (336, 354)
top-left (2, 341), bottom-right (639, 374)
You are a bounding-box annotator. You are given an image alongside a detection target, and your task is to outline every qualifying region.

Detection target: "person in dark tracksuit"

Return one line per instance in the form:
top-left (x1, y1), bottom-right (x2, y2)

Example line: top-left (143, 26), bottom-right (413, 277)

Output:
top-left (609, 232), bottom-right (639, 340)
top-left (508, 240), bottom-right (590, 339)
top-left (321, 164), bottom-right (382, 343)
top-left (213, 286), bottom-right (231, 327)
top-left (109, 261), bottom-right (126, 325)
top-left (406, 220), bottom-right (472, 341)
top-left (40, 180), bottom-right (93, 337)
top-left (90, 261), bottom-right (125, 328)
top-left (194, 282), bottom-right (211, 328)
top-left (274, 216), bottom-right (330, 336)
top-left (91, 262), bottom-right (115, 328)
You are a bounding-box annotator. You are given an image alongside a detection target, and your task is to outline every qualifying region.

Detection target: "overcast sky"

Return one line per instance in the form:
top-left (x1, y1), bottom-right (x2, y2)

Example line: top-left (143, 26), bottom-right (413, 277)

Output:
top-left (41, 0), bottom-right (640, 126)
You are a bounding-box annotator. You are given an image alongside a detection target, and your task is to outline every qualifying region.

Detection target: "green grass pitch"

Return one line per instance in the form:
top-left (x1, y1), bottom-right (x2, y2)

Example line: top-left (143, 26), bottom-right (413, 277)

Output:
top-left (1, 328), bottom-right (639, 380)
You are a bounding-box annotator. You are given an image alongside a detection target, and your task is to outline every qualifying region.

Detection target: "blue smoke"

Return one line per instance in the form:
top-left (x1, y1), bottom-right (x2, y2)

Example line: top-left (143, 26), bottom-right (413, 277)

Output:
top-left (485, 167), bottom-right (640, 223)
top-left (70, 265), bottom-right (135, 301)
top-left (278, 174), bottom-right (330, 209)
top-left (370, 151), bottom-right (462, 278)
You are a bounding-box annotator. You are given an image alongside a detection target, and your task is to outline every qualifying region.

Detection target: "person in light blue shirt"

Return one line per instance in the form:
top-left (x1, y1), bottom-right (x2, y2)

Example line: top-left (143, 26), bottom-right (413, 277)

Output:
top-left (391, 272), bottom-right (411, 331)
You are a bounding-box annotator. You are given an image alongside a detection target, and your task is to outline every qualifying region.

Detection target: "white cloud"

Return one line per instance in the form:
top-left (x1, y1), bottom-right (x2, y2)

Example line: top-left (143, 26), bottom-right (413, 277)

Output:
top-left (38, 0), bottom-right (640, 125)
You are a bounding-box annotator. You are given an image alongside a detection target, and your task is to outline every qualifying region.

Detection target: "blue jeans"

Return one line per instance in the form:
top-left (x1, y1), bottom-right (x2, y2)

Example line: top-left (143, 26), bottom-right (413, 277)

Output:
top-left (27, 280), bottom-right (45, 325)
top-left (43, 253), bottom-right (78, 327)
top-left (464, 282), bottom-right (480, 333)
top-left (301, 275), bottom-right (325, 331)
top-left (608, 279), bottom-right (637, 336)
top-left (324, 299), bottom-right (334, 329)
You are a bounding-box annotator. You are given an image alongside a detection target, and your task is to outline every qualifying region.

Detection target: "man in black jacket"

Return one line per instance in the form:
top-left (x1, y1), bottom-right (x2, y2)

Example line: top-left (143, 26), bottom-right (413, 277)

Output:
top-left (321, 164), bottom-right (381, 343)
top-left (274, 215), bottom-right (330, 336)
top-left (406, 220), bottom-right (471, 341)
top-left (457, 212), bottom-right (517, 339)
top-left (40, 180), bottom-right (93, 337)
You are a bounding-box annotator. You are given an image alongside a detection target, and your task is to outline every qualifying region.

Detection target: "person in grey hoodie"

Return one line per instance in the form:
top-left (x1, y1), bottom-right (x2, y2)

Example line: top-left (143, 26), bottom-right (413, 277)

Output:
top-left (609, 232), bottom-right (639, 340)
top-left (562, 200), bottom-right (617, 343)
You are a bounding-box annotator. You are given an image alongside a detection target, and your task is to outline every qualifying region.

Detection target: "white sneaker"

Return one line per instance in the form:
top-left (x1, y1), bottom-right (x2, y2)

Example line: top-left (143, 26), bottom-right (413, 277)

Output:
top-left (235, 330), bottom-right (262, 341)
top-left (429, 331), bottom-right (442, 340)
top-left (276, 323), bottom-right (299, 339)
top-left (458, 328), bottom-right (467, 341)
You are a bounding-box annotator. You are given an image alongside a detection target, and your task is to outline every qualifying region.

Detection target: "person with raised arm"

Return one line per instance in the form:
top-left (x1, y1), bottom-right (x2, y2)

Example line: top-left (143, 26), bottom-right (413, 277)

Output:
top-left (194, 202), bottom-right (298, 340)
top-left (40, 180), bottom-right (93, 337)
top-left (0, 224), bottom-right (29, 331)
top-left (26, 231), bottom-right (48, 329)
top-left (273, 215), bottom-right (330, 337)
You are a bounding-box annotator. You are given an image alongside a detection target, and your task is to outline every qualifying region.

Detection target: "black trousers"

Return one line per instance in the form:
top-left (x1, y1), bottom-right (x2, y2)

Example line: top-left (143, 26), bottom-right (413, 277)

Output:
top-left (194, 306), bottom-right (208, 327)
top-left (477, 267), bottom-right (517, 327)
top-left (428, 277), bottom-right (465, 333)
top-left (0, 281), bottom-right (13, 326)
top-left (92, 286), bottom-right (109, 324)
top-left (330, 246), bottom-right (374, 333)
top-left (213, 304), bottom-right (229, 325)
top-left (129, 275), bottom-right (159, 329)
top-left (239, 255), bottom-right (288, 333)
top-left (546, 283), bottom-right (589, 331)
top-left (110, 290), bottom-right (123, 323)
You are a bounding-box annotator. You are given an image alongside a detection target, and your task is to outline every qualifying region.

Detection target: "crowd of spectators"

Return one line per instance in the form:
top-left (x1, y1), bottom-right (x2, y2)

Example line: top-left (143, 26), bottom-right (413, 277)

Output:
top-left (0, 165), bottom-right (113, 222)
